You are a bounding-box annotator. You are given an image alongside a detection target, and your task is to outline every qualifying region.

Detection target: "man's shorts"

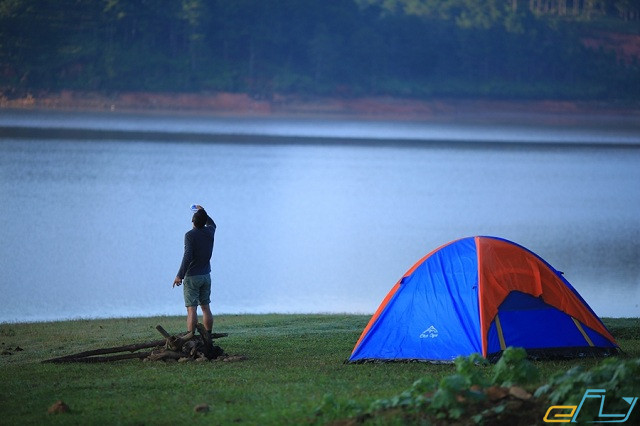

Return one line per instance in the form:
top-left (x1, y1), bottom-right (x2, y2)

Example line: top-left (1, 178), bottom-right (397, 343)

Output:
top-left (183, 274), bottom-right (211, 307)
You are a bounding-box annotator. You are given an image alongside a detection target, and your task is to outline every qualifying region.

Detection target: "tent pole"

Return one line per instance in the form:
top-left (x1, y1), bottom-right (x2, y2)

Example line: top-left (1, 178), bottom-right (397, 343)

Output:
top-left (495, 314), bottom-right (507, 351)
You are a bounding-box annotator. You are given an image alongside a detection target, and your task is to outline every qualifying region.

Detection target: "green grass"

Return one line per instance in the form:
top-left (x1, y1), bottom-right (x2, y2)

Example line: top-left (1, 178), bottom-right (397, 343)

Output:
top-left (0, 315), bottom-right (638, 425)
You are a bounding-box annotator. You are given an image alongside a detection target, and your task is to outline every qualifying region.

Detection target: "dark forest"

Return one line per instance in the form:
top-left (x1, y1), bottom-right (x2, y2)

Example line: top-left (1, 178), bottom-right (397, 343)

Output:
top-left (1, 0), bottom-right (638, 100)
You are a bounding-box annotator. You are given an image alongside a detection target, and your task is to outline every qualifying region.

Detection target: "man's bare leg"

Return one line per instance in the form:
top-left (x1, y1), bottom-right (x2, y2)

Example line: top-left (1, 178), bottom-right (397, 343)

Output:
top-left (186, 306), bottom-right (198, 333)
top-left (201, 304), bottom-right (213, 333)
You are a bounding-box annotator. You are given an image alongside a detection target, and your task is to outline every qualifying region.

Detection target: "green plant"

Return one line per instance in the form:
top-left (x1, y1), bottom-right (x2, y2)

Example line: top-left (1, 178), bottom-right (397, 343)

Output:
top-left (429, 354), bottom-right (491, 419)
top-left (492, 346), bottom-right (540, 387)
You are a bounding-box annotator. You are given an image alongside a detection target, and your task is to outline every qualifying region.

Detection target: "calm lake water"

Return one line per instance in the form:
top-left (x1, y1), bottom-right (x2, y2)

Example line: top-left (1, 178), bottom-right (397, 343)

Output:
top-left (1, 110), bottom-right (639, 322)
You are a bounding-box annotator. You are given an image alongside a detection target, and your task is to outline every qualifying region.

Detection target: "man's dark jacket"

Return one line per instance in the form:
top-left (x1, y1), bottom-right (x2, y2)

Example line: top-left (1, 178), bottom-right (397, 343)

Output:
top-left (177, 215), bottom-right (216, 279)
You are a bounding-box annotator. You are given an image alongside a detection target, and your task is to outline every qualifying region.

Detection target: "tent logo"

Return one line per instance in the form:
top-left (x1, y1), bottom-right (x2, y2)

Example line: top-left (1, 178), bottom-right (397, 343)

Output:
top-left (420, 326), bottom-right (438, 339)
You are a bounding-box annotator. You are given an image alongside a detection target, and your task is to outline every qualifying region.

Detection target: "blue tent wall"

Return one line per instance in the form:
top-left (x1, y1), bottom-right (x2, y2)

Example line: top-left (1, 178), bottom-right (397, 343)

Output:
top-left (349, 238), bottom-right (482, 362)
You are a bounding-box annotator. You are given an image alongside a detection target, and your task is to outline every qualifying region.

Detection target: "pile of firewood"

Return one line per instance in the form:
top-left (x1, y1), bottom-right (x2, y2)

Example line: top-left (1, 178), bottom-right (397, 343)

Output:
top-left (43, 324), bottom-right (231, 363)
top-left (147, 324), bottom-right (225, 362)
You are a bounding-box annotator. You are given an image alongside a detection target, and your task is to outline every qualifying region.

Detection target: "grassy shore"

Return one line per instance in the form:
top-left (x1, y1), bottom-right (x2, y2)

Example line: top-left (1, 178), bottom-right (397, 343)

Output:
top-left (0, 315), bottom-right (638, 425)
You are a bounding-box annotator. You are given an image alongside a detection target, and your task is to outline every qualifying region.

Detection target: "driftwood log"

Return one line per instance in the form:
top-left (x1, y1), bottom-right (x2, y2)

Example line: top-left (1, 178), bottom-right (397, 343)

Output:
top-left (42, 324), bottom-right (227, 363)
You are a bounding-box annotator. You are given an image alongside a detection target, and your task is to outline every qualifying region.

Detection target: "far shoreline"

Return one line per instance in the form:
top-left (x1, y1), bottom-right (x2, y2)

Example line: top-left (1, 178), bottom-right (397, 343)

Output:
top-left (2, 90), bottom-right (640, 125)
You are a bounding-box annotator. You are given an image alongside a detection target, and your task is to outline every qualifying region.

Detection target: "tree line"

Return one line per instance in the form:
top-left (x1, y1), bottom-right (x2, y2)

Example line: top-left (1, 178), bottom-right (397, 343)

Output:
top-left (0, 0), bottom-right (638, 100)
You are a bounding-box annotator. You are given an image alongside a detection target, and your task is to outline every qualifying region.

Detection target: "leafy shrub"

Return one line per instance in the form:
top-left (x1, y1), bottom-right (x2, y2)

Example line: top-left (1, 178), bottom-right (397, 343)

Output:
top-left (492, 346), bottom-right (539, 387)
top-left (315, 348), bottom-right (639, 424)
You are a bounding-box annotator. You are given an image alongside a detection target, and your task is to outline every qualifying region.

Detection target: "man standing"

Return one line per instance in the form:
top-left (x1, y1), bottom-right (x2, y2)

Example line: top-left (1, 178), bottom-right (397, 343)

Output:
top-left (174, 205), bottom-right (216, 335)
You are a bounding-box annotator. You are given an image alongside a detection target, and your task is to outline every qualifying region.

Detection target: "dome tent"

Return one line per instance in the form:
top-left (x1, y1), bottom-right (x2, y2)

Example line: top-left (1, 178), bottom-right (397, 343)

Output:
top-left (349, 236), bottom-right (618, 363)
